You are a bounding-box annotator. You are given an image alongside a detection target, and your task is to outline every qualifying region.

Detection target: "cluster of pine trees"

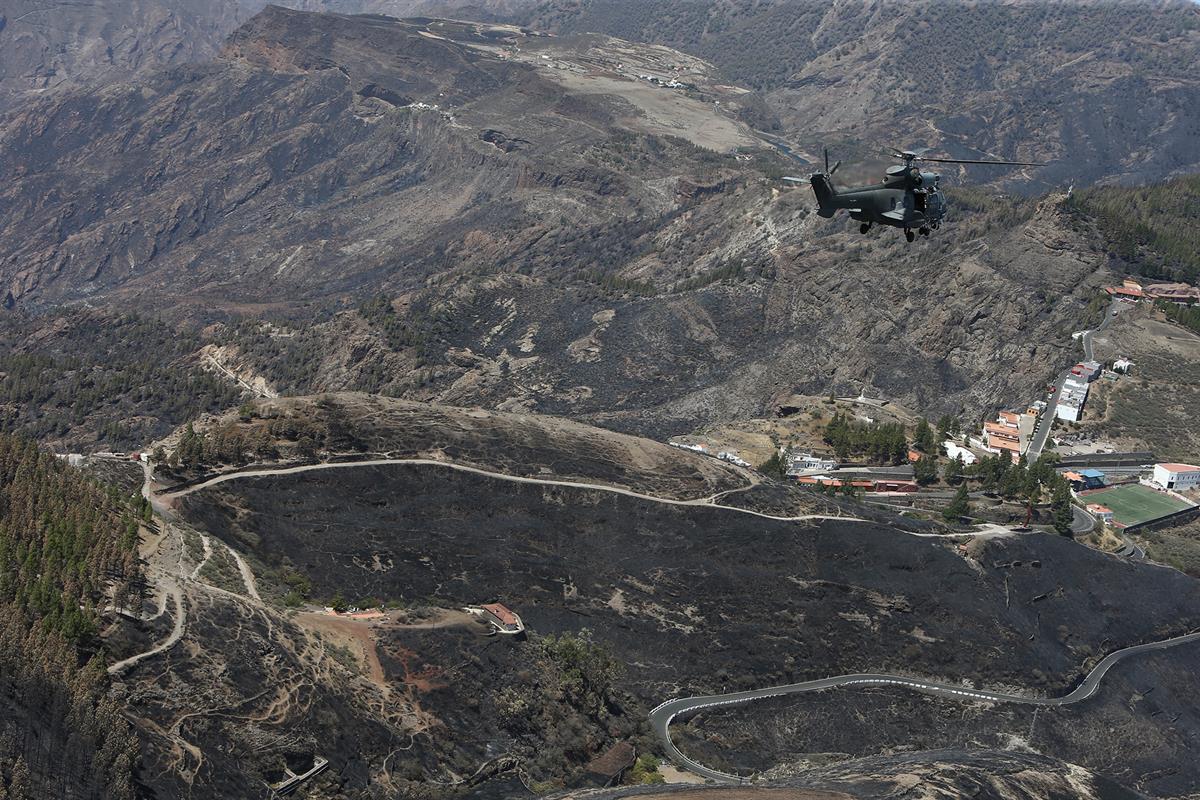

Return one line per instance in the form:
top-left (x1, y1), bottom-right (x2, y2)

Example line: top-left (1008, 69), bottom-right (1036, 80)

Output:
top-left (823, 412), bottom-right (908, 464)
top-left (1068, 175), bottom-right (1200, 283)
top-left (0, 312), bottom-right (243, 448)
top-left (173, 421), bottom-right (271, 468)
top-left (172, 410), bottom-right (341, 470)
top-left (962, 453), bottom-right (1075, 535)
top-left (1161, 301), bottom-right (1200, 336)
top-left (0, 433), bottom-right (142, 798)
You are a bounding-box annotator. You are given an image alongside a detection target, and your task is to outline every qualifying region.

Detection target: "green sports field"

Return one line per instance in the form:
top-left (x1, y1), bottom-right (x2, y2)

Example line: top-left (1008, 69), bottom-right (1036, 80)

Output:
top-left (1083, 484), bottom-right (1194, 528)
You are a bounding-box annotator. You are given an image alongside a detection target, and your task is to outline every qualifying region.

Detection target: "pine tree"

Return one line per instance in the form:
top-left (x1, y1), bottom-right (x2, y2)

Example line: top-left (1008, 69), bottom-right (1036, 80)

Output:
top-left (914, 417), bottom-right (936, 453)
top-left (914, 455), bottom-right (939, 485)
top-left (943, 482), bottom-right (970, 522)
top-left (1052, 480), bottom-right (1075, 537)
top-left (943, 455), bottom-right (964, 485)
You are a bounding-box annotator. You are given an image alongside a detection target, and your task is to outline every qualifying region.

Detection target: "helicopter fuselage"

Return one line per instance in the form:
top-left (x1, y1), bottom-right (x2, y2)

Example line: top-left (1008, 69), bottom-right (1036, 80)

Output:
top-left (791, 148), bottom-right (1043, 241)
top-left (812, 165), bottom-right (945, 234)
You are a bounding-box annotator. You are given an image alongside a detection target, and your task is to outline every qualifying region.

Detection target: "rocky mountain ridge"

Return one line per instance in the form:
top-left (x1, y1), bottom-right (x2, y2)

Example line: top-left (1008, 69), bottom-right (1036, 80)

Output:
top-left (0, 6), bottom-right (1121, 433)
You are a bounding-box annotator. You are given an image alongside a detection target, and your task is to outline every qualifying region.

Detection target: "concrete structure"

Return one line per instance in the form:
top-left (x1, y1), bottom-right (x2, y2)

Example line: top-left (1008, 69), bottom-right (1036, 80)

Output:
top-left (1113, 357), bottom-right (1134, 373)
top-left (1056, 376), bottom-right (1090, 422)
top-left (1152, 463), bottom-right (1200, 492)
top-left (1107, 278), bottom-right (1200, 305)
top-left (796, 475), bottom-right (915, 492)
top-left (1105, 279), bottom-right (1145, 300)
top-left (797, 475), bottom-right (874, 490)
top-left (478, 602), bottom-right (524, 634)
top-left (787, 452), bottom-right (837, 475)
top-left (943, 441), bottom-right (977, 466)
top-left (1086, 504), bottom-right (1115, 524)
top-left (1070, 361), bottom-right (1102, 382)
top-left (717, 451), bottom-right (751, 468)
top-left (1144, 281), bottom-right (1200, 305)
top-left (1063, 469), bottom-right (1105, 491)
top-left (269, 755), bottom-right (329, 796)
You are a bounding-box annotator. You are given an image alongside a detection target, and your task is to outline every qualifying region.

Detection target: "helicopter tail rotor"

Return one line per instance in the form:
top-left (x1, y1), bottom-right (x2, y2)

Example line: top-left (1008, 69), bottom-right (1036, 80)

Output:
top-left (822, 147), bottom-right (841, 175)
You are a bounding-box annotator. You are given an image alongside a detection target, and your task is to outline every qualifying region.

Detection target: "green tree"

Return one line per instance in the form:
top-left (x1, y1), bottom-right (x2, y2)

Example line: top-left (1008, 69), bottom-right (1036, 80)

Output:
top-left (757, 450), bottom-right (786, 478)
top-left (943, 455), bottom-right (964, 485)
top-left (936, 414), bottom-right (960, 440)
top-left (627, 754), bottom-right (665, 785)
top-left (914, 455), bottom-right (939, 485)
top-left (177, 422), bottom-right (204, 466)
top-left (330, 592), bottom-right (348, 613)
top-left (914, 417), bottom-right (937, 453)
top-left (1052, 479), bottom-right (1075, 537)
top-left (540, 629), bottom-right (620, 713)
top-left (943, 482), bottom-right (970, 522)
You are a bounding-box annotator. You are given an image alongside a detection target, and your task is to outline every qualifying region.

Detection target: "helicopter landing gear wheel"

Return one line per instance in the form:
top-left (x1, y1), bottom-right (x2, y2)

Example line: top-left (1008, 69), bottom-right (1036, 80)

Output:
top-left (859, 223), bottom-right (871, 234)
top-left (905, 229), bottom-right (915, 243)
top-left (919, 226), bottom-right (930, 236)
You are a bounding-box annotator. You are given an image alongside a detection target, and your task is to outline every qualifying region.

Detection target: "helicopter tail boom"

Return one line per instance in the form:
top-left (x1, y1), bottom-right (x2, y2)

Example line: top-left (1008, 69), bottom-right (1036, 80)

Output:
top-left (810, 173), bottom-right (837, 218)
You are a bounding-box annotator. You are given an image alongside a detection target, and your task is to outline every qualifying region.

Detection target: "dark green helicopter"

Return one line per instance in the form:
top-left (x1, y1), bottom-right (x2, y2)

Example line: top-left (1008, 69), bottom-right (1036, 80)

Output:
top-left (784, 148), bottom-right (1044, 242)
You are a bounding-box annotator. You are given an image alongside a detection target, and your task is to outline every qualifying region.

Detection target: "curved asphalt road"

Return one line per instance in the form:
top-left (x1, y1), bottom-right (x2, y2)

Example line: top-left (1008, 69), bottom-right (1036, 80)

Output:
top-left (651, 629), bottom-right (1200, 782)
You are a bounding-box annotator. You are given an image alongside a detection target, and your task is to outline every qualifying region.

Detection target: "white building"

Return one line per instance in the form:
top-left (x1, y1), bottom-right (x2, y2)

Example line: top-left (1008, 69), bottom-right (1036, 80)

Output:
top-left (1113, 357), bottom-right (1134, 373)
top-left (788, 452), bottom-right (838, 475)
top-left (1152, 463), bottom-right (1200, 492)
top-left (717, 451), bottom-right (751, 468)
top-left (942, 441), bottom-right (977, 465)
top-left (1055, 377), bottom-right (1089, 422)
top-left (1086, 503), bottom-right (1115, 524)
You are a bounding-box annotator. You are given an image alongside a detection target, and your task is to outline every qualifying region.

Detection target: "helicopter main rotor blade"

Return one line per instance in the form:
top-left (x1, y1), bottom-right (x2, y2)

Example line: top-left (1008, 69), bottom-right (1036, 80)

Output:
top-left (917, 157), bottom-right (1045, 166)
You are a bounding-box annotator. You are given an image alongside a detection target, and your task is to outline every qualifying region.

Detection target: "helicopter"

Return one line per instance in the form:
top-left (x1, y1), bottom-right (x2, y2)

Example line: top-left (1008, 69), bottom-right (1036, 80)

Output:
top-left (783, 148), bottom-right (1044, 242)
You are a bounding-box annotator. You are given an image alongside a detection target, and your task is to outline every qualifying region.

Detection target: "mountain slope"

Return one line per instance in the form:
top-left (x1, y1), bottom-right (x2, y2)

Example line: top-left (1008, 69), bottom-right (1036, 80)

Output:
top-left (0, 7), bottom-right (1119, 434)
top-left (117, 396), bottom-right (1200, 798)
top-left (329, 0), bottom-right (1200, 188)
top-left (0, 0), bottom-right (264, 112)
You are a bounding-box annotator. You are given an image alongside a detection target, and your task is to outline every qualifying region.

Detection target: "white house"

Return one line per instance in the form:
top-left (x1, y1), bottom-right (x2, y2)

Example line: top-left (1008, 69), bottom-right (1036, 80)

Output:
top-left (1152, 463), bottom-right (1200, 492)
top-left (1055, 377), bottom-right (1089, 422)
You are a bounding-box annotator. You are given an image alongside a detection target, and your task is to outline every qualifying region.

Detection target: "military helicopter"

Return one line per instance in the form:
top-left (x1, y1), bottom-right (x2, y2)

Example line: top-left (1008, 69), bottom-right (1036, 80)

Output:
top-left (783, 147), bottom-right (1044, 242)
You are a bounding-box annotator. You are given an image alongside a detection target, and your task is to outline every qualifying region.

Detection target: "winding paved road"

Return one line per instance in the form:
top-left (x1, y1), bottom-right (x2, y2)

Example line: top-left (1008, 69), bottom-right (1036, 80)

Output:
top-left (650, 629), bottom-right (1200, 782)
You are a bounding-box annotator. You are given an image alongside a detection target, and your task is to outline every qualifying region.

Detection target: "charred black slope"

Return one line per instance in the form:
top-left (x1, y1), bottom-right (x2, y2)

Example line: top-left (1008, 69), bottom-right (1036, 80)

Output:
top-left (177, 460), bottom-right (1200, 794)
